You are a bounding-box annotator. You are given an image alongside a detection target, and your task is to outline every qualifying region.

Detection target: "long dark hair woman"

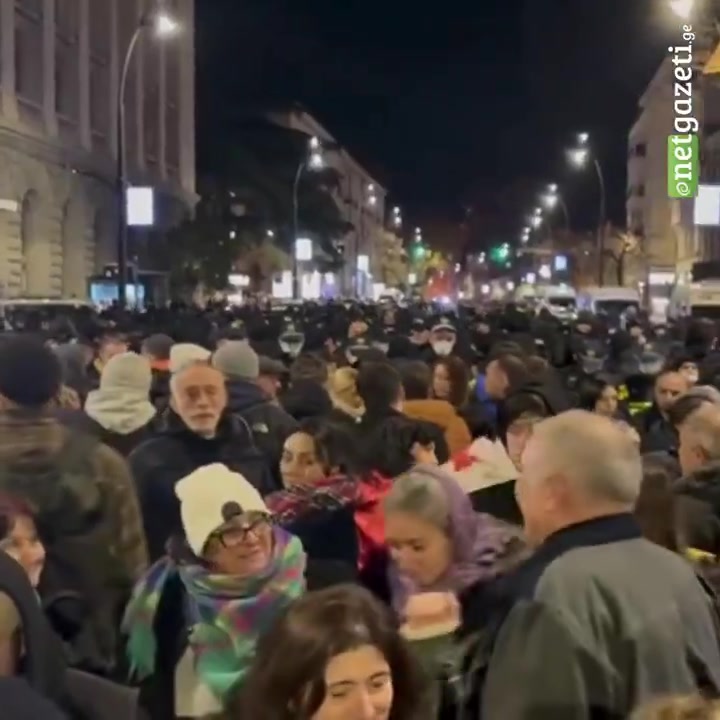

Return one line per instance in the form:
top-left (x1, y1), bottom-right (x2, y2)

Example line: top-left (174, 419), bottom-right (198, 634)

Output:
top-left (240, 584), bottom-right (424, 720)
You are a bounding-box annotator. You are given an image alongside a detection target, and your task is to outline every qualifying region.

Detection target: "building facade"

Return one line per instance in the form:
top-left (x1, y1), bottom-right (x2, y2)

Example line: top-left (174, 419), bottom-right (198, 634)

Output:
top-left (0, 0), bottom-right (195, 299)
top-left (268, 107), bottom-right (386, 296)
top-left (626, 58), bottom-right (684, 277)
top-left (627, 50), bottom-right (720, 284)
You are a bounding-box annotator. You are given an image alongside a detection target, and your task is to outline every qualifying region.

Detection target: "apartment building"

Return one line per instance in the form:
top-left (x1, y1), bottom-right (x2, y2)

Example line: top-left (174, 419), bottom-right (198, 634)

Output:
top-left (268, 106), bottom-right (386, 296)
top-left (626, 58), bottom-right (684, 278)
top-left (0, 0), bottom-right (195, 299)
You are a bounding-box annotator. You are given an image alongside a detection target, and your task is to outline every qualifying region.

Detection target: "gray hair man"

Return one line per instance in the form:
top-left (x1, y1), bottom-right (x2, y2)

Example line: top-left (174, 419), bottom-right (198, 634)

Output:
top-left (678, 402), bottom-right (720, 477)
top-left (676, 403), bottom-right (720, 556)
top-left (483, 410), bottom-right (720, 720)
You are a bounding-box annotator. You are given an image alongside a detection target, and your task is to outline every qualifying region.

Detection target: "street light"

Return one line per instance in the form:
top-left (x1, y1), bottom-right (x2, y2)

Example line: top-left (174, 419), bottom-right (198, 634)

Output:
top-left (541, 193), bottom-right (558, 209)
top-left (154, 12), bottom-right (180, 36)
top-left (567, 134), bottom-right (606, 284)
top-left (669, 0), bottom-right (695, 19)
top-left (568, 148), bottom-right (589, 167)
top-left (541, 188), bottom-right (571, 229)
top-left (530, 215), bottom-right (542, 229)
top-left (117, 2), bottom-right (179, 308)
top-left (392, 206), bottom-right (402, 228)
top-left (293, 136), bottom-right (326, 299)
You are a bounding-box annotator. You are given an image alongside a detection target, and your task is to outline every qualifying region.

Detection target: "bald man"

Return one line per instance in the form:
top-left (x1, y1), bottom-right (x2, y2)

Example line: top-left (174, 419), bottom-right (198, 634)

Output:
top-left (483, 410), bottom-right (720, 720)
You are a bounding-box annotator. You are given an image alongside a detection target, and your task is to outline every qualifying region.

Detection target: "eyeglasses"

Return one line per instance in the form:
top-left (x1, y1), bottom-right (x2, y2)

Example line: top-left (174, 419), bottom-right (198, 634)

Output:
top-left (212, 512), bottom-right (271, 549)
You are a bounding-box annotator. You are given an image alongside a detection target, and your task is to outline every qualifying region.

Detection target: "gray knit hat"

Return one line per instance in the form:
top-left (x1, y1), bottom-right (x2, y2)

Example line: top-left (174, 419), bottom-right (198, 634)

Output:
top-left (212, 341), bottom-right (259, 381)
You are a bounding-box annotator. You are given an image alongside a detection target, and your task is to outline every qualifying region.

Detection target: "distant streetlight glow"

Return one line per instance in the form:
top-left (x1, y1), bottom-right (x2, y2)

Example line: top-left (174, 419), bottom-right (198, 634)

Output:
top-left (542, 193), bottom-right (558, 209)
top-left (530, 215), bottom-right (542, 229)
top-left (266, 229), bottom-right (275, 238)
top-left (533, 207), bottom-right (542, 216)
top-left (393, 206), bottom-right (400, 215)
top-left (309, 151), bottom-right (324, 169)
top-left (568, 148), bottom-right (589, 167)
top-left (578, 132), bottom-right (590, 145)
top-left (309, 136), bottom-right (320, 150)
top-left (669, 0), bottom-right (694, 20)
top-left (548, 183), bottom-right (558, 193)
top-left (368, 194), bottom-right (377, 206)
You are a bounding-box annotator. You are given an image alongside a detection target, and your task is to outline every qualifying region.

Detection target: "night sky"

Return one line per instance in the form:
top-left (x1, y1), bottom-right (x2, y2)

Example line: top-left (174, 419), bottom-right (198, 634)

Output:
top-left (196, 0), bottom-right (676, 238)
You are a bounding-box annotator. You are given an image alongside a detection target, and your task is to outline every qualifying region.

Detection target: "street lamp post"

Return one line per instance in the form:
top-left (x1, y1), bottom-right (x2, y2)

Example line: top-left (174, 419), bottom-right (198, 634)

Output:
top-left (542, 184), bottom-right (571, 230)
top-left (568, 136), bottom-right (606, 285)
top-left (116, 4), bottom-right (178, 309)
top-left (292, 138), bottom-right (324, 299)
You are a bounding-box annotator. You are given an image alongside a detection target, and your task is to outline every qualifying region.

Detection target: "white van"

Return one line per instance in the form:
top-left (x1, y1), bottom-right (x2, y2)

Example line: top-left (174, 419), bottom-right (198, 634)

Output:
top-left (576, 287), bottom-right (641, 317)
top-left (536, 284), bottom-right (577, 320)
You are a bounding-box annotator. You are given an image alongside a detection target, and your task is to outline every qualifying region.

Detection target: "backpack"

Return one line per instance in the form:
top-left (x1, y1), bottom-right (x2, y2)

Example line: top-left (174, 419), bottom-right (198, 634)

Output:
top-left (0, 431), bottom-right (125, 668)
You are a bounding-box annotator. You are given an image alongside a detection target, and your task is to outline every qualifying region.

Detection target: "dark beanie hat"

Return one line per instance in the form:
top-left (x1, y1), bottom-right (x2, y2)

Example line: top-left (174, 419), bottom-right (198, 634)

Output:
top-left (142, 333), bottom-right (174, 361)
top-left (0, 336), bottom-right (62, 408)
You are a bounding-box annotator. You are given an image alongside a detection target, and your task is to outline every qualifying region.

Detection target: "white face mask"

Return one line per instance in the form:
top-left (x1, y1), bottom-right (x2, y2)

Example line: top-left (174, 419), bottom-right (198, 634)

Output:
top-left (279, 341), bottom-right (304, 357)
top-left (431, 341), bottom-right (455, 357)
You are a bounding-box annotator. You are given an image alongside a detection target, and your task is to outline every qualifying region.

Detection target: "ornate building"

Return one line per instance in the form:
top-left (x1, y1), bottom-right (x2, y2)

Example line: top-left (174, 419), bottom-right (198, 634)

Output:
top-left (0, 0), bottom-right (196, 298)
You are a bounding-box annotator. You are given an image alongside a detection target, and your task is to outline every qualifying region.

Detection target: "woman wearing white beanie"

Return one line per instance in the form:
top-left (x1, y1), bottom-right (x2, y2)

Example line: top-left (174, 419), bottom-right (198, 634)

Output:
top-left (122, 463), bottom-right (347, 720)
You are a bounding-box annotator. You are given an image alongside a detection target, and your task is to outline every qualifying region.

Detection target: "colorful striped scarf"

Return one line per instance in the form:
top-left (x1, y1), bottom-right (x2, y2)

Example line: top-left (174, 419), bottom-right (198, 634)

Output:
top-left (122, 527), bottom-right (306, 703)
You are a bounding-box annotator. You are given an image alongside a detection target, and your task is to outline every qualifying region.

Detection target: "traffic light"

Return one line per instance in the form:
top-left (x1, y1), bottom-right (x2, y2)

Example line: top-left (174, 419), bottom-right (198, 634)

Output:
top-left (490, 244), bottom-right (510, 263)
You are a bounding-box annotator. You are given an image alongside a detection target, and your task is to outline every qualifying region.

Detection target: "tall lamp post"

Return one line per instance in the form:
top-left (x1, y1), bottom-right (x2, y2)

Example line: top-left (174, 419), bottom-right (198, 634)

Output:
top-left (541, 183), bottom-right (571, 230)
top-left (116, 5), bottom-right (178, 309)
top-left (292, 136), bottom-right (324, 300)
top-left (567, 133), bottom-right (606, 285)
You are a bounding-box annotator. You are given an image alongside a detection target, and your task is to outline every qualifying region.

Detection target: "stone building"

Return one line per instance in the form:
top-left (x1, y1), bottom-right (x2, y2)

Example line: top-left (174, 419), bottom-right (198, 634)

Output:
top-left (0, 0), bottom-right (196, 299)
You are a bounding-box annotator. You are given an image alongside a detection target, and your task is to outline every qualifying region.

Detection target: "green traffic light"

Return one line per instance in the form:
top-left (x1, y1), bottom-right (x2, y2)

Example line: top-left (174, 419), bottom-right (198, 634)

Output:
top-left (490, 245), bottom-right (509, 262)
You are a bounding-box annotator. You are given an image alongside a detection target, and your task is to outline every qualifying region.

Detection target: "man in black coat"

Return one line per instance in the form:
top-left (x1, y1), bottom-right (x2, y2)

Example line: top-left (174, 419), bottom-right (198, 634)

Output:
top-left (129, 363), bottom-right (274, 560)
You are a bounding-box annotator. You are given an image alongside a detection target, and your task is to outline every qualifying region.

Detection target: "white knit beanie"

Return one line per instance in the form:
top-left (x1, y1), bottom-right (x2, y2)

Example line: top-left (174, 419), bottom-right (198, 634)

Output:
top-left (175, 463), bottom-right (269, 556)
top-left (169, 343), bottom-right (211, 374)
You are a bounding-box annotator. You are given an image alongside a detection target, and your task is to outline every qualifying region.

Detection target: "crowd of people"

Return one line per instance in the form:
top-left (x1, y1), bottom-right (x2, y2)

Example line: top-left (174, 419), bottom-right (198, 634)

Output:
top-left (0, 300), bottom-right (720, 719)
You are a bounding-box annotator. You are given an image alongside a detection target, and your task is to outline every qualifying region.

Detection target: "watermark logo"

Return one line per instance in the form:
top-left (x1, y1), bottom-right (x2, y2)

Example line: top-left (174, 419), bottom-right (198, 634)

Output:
top-left (667, 24), bottom-right (699, 198)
